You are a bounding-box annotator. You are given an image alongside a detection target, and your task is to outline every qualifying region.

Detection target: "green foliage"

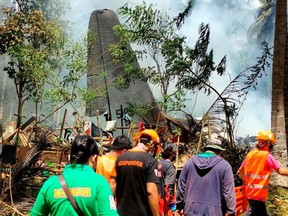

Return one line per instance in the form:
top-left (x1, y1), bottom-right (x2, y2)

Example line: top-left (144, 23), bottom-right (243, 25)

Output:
top-left (0, 0), bottom-right (93, 126)
top-left (76, 88), bottom-right (99, 106)
top-left (155, 153), bottom-right (162, 162)
top-left (42, 33), bottom-right (96, 120)
top-left (172, 127), bottom-right (182, 137)
top-left (222, 144), bottom-right (251, 186)
top-left (110, 2), bottom-right (226, 114)
top-left (124, 102), bottom-right (152, 117)
top-left (174, 0), bottom-right (196, 28)
top-left (158, 88), bottom-right (188, 112)
top-left (176, 23), bottom-right (227, 94)
top-left (247, 0), bottom-right (275, 43)
top-left (0, 3), bottom-right (65, 127)
top-left (109, 2), bottom-right (187, 113)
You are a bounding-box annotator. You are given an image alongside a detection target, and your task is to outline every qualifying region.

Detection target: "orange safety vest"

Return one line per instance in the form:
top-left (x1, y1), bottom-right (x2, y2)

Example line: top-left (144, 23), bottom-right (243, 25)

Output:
top-left (244, 149), bottom-right (272, 202)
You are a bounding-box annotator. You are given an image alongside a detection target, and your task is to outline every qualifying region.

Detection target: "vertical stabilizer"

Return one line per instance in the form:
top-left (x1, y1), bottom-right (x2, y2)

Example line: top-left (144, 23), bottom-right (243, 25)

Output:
top-left (87, 9), bottom-right (161, 126)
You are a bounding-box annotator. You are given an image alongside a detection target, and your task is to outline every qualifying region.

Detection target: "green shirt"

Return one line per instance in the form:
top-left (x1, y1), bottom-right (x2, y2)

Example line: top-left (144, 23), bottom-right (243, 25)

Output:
top-left (30, 164), bottom-right (118, 216)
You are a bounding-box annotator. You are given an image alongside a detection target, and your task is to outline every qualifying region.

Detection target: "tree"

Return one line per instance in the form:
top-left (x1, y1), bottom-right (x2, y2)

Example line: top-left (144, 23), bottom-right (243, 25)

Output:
top-left (271, 0), bottom-right (288, 186)
top-left (109, 2), bottom-right (226, 115)
top-left (0, 0), bottom-right (93, 130)
top-left (202, 42), bottom-right (272, 146)
top-left (174, 0), bottom-right (196, 28)
top-left (248, 0), bottom-right (275, 44)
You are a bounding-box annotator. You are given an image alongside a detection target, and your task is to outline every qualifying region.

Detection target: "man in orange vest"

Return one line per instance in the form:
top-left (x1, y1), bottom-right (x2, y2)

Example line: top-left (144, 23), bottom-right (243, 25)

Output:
top-left (239, 130), bottom-right (288, 216)
top-left (96, 135), bottom-right (132, 195)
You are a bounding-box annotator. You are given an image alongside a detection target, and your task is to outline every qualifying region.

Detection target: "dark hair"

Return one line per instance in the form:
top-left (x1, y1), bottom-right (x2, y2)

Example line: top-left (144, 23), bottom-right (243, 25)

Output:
top-left (139, 134), bottom-right (153, 145)
top-left (161, 142), bottom-right (177, 159)
top-left (70, 135), bottom-right (99, 164)
top-left (112, 135), bottom-right (132, 151)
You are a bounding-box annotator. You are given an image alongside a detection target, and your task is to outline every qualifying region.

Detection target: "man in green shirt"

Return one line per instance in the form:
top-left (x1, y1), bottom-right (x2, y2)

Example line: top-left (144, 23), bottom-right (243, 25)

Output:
top-left (30, 135), bottom-right (118, 216)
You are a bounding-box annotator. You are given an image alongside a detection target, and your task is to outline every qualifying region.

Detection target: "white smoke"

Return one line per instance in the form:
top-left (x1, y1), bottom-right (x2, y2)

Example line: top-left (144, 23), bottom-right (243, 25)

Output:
top-left (65, 0), bottom-right (271, 137)
top-left (172, 0), bottom-right (271, 137)
top-left (0, 0), bottom-right (270, 137)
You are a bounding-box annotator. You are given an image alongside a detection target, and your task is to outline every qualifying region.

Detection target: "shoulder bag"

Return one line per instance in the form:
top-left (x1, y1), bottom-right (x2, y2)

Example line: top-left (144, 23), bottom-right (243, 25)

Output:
top-left (58, 175), bottom-right (85, 216)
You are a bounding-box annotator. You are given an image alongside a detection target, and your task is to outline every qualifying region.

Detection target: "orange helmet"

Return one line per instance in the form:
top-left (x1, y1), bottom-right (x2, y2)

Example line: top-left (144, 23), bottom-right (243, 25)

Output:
top-left (256, 130), bottom-right (276, 144)
top-left (132, 131), bottom-right (142, 143)
top-left (133, 129), bottom-right (160, 144)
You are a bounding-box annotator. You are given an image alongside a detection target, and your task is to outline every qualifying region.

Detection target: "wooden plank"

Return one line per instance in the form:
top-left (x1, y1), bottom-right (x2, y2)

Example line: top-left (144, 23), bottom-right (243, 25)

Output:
top-left (20, 116), bottom-right (36, 130)
top-left (2, 130), bottom-right (17, 144)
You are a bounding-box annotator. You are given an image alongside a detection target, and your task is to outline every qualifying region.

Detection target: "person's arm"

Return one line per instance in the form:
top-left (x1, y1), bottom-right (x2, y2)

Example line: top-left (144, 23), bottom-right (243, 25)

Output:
top-left (109, 163), bottom-right (117, 196)
top-left (97, 176), bottom-right (119, 216)
top-left (176, 161), bottom-right (190, 213)
top-left (109, 178), bottom-right (116, 196)
top-left (165, 163), bottom-right (177, 212)
top-left (238, 165), bottom-right (245, 180)
top-left (165, 164), bottom-right (177, 200)
top-left (147, 182), bottom-right (159, 216)
top-left (146, 157), bottom-right (160, 216)
top-left (266, 154), bottom-right (288, 176)
top-left (276, 167), bottom-right (288, 176)
top-left (223, 163), bottom-right (236, 216)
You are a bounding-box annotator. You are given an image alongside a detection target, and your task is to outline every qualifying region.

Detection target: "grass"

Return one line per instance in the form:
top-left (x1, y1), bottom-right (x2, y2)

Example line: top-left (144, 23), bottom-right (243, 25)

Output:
top-left (266, 185), bottom-right (288, 216)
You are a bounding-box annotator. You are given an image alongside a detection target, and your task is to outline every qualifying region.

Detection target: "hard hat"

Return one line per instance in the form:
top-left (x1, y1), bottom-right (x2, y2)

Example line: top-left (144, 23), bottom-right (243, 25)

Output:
top-left (133, 129), bottom-right (160, 144)
top-left (256, 130), bottom-right (276, 144)
top-left (132, 131), bottom-right (142, 143)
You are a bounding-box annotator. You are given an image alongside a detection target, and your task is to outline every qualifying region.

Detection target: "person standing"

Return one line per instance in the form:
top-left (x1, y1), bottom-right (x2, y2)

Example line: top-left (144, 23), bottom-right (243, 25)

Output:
top-left (30, 135), bottom-right (118, 216)
top-left (96, 135), bottom-right (132, 194)
top-left (238, 130), bottom-right (288, 216)
top-left (115, 129), bottom-right (160, 216)
top-left (176, 138), bottom-right (236, 216)
top-left (158, 142), bottom-right (177, 216)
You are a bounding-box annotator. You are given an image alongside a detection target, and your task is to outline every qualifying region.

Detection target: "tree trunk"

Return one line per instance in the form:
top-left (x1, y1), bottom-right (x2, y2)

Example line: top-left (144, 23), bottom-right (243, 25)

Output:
top-left (16, 91), bottom-right (23, 144)
top-left (271, 0), bottom-right (288, 186)
top-left (16, 81), bottom-right (25, 131)
top-left (16, 95), bottom-right (23, 129)
top-left (284, 8), bottom-right (288, 168)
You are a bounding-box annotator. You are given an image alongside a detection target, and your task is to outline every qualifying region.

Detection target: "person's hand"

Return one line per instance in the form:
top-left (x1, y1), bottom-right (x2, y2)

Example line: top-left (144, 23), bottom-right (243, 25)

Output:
top-left (175, 209), bottom-right (184, 216)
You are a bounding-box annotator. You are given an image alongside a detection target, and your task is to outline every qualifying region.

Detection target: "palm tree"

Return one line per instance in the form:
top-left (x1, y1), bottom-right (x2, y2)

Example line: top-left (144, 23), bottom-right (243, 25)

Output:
top-left (174, 0), bottom-right (196, 28)
top-left (271, 0), bottom-right (288, 186)
top-left (247, 0), bottom-right (275, 44)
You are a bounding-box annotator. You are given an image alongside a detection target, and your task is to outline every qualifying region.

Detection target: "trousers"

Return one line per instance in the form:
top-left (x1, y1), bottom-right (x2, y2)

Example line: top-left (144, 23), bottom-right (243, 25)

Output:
top-left (246, 199), bottom-right (269, 216)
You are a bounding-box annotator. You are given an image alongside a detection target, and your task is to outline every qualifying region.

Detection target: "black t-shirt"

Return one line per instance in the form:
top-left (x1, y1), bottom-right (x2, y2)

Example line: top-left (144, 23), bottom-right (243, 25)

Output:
top-left (116, 149), bottom-right (159, 216)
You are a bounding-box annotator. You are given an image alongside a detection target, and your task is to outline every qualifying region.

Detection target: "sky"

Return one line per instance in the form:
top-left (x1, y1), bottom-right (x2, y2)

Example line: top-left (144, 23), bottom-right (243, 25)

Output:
top-left (64, 0), bottom-right (272, 138)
